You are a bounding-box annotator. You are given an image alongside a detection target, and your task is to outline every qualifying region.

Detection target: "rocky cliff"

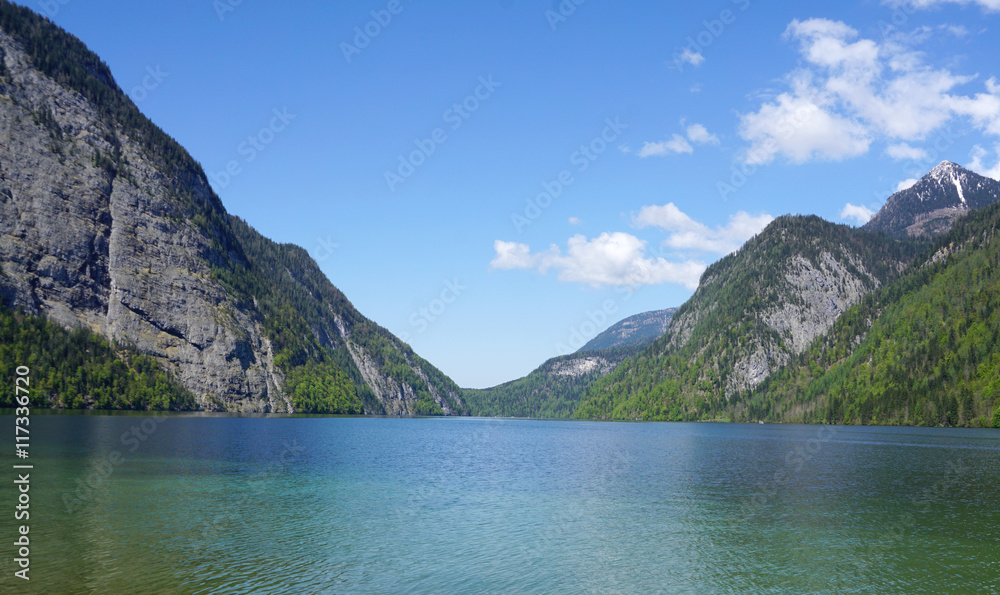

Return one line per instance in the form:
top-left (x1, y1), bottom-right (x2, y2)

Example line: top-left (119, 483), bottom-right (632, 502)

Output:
top-left (0, 3), bottom-right (465, 414)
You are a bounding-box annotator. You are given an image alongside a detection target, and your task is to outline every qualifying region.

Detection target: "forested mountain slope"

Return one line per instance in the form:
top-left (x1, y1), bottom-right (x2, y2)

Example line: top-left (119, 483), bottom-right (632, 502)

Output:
top-left (575, 216), bottom-right (921, 421)
top-left (748, 199), bottom-right (1000, 427)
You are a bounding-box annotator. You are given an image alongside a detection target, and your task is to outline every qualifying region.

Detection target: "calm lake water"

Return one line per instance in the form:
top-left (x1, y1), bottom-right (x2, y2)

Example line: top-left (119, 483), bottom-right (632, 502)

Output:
top-left (0, 414), bottom-right (998, 594)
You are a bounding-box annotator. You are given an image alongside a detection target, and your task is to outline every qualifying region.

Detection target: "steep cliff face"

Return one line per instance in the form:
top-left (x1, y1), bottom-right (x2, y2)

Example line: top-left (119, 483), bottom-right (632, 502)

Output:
top-left (0, 5), bottom-right (464, 414)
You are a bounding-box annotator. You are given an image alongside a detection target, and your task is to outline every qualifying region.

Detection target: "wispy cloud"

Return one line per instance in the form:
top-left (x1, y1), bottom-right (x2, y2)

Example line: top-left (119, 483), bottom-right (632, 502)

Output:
top-left (886, 143), bottom-right (929, 161)
top-left (679, 48), bottom-right (705, 68)
top-left (967, 144), bottom-right (1000, 179)
top-left (631, 122), bottom-right (719, 158)
top-left (637, 134), bottom-right (693, 157)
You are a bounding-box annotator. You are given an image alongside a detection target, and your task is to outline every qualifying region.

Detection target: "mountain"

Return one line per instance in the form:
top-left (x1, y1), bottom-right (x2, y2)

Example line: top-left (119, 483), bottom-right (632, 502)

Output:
top-left (577, 308), bottom-right (676, 352)
top-left (575, 163), bottom-right (1000, 424)
top-left (748, 198), bottom-right (1000, 427)
top-left (863, 161), bottom-right (1000, 238)
top-left (464, 309), bottom-right (675, 418)
top-left (574, 216), bottom-right (921, 421)
top-left (0, 2), bottom-right (465, 415)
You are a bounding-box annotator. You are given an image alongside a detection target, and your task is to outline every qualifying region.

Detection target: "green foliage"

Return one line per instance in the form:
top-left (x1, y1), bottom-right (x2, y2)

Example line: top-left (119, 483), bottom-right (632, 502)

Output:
top-left (285, 362), bottom-right (362, 414)
top-left (0, 304), bottom-right (195, 410)
top-left (412, 392), bottom-right (445, 416)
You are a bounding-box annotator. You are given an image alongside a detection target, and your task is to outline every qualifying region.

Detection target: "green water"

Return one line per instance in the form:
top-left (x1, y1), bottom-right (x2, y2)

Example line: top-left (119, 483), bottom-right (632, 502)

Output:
top-left (0, 414), bottom-right (997, 593)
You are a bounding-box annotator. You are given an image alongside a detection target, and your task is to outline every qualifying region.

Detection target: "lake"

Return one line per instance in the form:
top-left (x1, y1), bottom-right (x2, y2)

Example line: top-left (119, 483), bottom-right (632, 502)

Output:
top-left (1, 414), bottom-right (998, 593)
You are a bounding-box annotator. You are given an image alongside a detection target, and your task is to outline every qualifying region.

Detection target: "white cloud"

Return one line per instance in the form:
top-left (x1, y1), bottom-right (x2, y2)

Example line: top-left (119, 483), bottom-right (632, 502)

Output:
top-left (686, 123), bottom-right (720, 145)
top-left (885, 143), bottom-right (929, 161)
top-left (634, 203), bottom-right (774, 255)
top-left (840, 203), bottom-right (876, 224)
top-left (739, 86), bottom-right (872, 165)
top-left (490, 240), bottom-right (537, 270)
top-left (883, 0), bottom-right (1000, 12)
top-left (637, 134), bottom-right (693, 157)
top-left (568, 216), bottom-right (582, 225)
top-left (490, 233), bottom-right (706, 289)
top-left (680, 48), bottom-right (705, 68)
top-left (896, 178), bottom-right (919, 191)
top-left (739, 17), bottom-right (1000, 165)
top-left (967, 144), bottom-right (1000, 179)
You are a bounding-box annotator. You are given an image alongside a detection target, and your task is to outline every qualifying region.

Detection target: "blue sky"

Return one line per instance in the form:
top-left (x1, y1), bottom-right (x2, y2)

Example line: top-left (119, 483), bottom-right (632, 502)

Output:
top-left (36, 0), bottom-right (1000, 387)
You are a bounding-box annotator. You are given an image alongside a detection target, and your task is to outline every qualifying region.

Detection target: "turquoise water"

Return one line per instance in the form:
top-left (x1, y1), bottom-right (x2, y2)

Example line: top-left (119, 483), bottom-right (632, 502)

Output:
top-left (1, 414), bottom-right (998, 593)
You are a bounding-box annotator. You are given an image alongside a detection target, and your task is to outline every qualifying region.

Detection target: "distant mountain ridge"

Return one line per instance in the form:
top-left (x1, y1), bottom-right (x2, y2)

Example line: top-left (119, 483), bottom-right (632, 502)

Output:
top-left (578, 308), bottom-right (676, 353)
top-left (863, 161), bottom-right (1000, 238)
top-left (464, 308), bottom-right (677, 417)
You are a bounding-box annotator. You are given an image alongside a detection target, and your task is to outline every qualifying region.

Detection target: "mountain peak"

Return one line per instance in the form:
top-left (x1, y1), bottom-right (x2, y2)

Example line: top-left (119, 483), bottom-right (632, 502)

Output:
top-left (928, 160), bottom-right (963, 176)
top-left (863, 161), bottom-right (1000, 238)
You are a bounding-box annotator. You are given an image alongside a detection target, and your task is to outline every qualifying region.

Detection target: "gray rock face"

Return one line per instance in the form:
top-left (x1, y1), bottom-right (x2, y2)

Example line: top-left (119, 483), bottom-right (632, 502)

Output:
top-left (663, 228), bottom-right (893, 398)
top-left (764, 252), bottom-right (876, 356)
top-left (0, 30), bottom-right (287, 411)
top-left (549, 355), bottom-right (613, 378)
top-left (0, 28), bottom-right (463, 414)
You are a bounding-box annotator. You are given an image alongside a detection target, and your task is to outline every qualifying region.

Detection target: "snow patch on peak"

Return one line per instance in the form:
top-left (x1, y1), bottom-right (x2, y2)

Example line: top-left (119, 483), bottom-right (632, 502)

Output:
top-left (951, 172), bottom-right (966, 205)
